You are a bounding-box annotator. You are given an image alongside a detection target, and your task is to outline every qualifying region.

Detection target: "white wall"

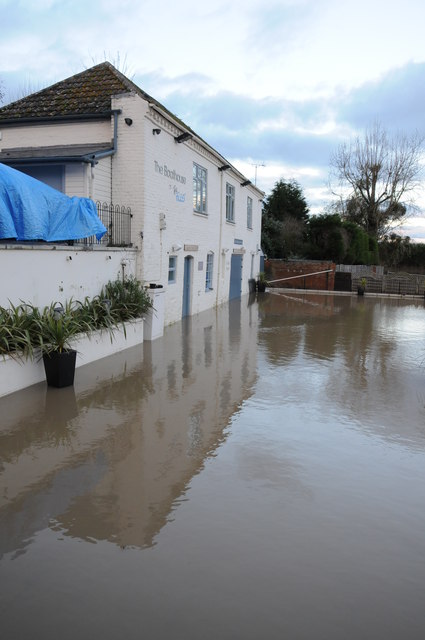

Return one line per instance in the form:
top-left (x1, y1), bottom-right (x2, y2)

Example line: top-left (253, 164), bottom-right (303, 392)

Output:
top-left (65, 163), bottom-right (87, 197)
top-left (92, 157), bottom-right (112, 202)
top-left (0, 245), bottom-right (137, 309)
top-left (110, 93), bottom-right (147, 254)
top-left (0, 120), bottom-right (110, 149)
top-left (139, 106), bottom-right (263, 325)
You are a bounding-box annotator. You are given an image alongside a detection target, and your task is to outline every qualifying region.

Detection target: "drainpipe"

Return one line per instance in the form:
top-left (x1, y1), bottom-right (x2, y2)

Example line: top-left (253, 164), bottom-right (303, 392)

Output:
top-left (216, 169), bottom-right (225, 307)
top-left (82, 109), bottom-right (121, 165)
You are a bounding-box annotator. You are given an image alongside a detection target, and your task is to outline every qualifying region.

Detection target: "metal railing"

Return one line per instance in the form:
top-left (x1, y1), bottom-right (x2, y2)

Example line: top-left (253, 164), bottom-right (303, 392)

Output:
top-left (80, 202), bottom-right (133, 247)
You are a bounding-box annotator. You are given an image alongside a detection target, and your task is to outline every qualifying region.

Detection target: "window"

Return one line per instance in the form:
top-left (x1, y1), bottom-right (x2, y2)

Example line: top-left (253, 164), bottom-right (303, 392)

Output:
top-left (193, 163), bottom-right (207, 214)
top-left (247, 196), bottom-right (253, 229)
top-left (205, 253), bottom-right (214, 291)
top-left (226, 183), bottom-right (235, 222)
top-left (168, 255), bottom-right (177, 283)
top-left (16, 164), bottom-right (64, 192)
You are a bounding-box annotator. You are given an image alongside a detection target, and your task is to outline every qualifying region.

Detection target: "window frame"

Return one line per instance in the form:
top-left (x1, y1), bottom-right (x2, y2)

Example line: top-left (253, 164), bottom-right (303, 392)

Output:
top-left (205, 252), bottom-right (214, 291)
top-left (193, 163), bottom-right (208, 214)
top-left (247, 196), bottom-right (253, 229)
top-left (226, 182), bottom-right (235, 223)
top-left (168, 255), bottom-right (177, 284)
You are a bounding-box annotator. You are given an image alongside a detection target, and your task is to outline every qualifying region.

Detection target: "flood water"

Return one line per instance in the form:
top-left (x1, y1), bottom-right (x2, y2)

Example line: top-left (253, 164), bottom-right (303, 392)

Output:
top-left (1, 292), bottom-right (425, 640)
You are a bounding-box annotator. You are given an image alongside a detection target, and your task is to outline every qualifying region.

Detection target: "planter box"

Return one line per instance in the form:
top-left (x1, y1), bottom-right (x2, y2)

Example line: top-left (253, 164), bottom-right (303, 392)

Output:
top-left (0, 318), bottom-right (144, 398)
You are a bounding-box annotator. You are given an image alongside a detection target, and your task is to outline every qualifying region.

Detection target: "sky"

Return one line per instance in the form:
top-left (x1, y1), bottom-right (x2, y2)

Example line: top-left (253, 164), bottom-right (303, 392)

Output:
top-left (2, 0), bottom-right (425, 239)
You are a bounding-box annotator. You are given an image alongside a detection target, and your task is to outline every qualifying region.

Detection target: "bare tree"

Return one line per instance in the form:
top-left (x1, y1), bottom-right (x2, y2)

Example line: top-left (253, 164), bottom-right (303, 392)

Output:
top-left (330, 122), bottom-right (424, 239)
top-left (87, 51), bottom-right (134, 79)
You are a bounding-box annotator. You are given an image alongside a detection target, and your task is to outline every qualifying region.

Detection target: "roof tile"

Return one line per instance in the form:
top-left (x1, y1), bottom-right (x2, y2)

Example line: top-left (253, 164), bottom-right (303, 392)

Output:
top-left (0, 62), bottom-right (149, 120)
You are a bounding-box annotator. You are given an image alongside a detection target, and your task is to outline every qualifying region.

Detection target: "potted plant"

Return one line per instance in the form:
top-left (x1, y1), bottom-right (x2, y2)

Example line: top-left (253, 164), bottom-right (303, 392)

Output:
top-left (1, 277), bottom-right (153, 390)
top-left (35, 301), bottom-right (92, 388)
top-left (256, 272), bottom-right (268, 293)
top-left (357, 277), bottom-right (367, 296)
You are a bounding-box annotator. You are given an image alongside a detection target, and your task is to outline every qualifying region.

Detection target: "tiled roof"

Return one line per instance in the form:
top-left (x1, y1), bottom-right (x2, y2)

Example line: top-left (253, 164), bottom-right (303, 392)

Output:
top-left (0, 62), bottom-right (154, 121)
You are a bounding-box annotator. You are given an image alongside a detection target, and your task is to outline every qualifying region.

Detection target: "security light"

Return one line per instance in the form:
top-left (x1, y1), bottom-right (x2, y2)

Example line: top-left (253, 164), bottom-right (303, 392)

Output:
top-left (174, 132), bottom-right (192, 143)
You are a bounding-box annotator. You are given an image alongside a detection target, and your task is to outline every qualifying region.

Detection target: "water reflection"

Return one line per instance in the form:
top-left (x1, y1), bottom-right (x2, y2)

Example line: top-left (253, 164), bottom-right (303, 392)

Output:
top-left (2, 293), bottom-right (425, 640)
top-left (0, 299), bottom-right (259, 557)
top-left (259, 291), bottom-right (425, 448)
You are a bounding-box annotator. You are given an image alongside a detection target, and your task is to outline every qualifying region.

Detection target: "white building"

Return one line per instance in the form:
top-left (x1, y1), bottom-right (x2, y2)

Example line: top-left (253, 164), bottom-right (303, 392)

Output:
top-left (0, 63), bottom-right (263, 327)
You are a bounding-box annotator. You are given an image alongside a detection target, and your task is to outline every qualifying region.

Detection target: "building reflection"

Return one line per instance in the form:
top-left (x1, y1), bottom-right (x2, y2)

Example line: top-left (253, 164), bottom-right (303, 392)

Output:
top-left (0, 298), bottom-right (259, 557)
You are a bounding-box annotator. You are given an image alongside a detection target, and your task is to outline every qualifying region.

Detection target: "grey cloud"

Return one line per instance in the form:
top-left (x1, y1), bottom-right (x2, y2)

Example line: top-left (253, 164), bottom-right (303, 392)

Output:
top-left (135, 63), bottom-right (425, 210)
top-left (161, 88), bottom-right (338, 174)
top-left (337, 62), bottom-right (425, 133)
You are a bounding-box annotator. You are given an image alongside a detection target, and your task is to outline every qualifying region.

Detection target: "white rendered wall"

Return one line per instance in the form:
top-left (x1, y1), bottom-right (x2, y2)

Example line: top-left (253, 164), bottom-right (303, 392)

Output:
top-left (65, 163), bottom-right (87, 197)
top-left (0, 245), bottom-right (137, 309)
top-left (110, 93), bottom-right (147, 255)
top-left (92, 157), bottom-right (112, 202)
top-left (0, 120), bottom-right (111, 149)
top-left (140, 107), bottom-right (263, 326)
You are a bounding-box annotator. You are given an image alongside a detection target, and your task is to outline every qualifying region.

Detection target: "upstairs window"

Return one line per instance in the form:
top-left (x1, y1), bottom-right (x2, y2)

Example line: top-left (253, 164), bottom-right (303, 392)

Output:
top-left (247, 196), bottom-right (253, 229)
top-left (193, 163), bottom-right (207, 214)
top-left (226, 183), bottom-right (235, 222)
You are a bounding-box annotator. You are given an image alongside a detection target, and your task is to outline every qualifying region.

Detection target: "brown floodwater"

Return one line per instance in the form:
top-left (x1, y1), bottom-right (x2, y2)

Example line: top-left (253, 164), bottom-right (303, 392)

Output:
top-left (1, 292), bottom-right (425, 639)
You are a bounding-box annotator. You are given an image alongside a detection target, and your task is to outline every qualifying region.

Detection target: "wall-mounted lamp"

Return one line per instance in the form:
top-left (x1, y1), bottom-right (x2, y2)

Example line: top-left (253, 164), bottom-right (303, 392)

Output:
top-left (218, 164), bottom-right (230, 172)
top-left (241, 180), bottom-right (251, 187)
top-left (174, 132), bottom-right (192, 143)
top-left (172, 243), bottom-right (182, 252)
top-left (125, 118), bottom-right (133, 126)
top-left (152, 128), bottom-right (161, 135)
top-left (221, 248), bottom-right (229, 255)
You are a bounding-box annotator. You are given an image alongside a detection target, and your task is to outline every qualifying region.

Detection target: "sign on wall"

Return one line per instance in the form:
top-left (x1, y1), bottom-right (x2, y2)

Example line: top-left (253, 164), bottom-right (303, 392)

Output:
top-left (154, 160), bottom-right (187, 203)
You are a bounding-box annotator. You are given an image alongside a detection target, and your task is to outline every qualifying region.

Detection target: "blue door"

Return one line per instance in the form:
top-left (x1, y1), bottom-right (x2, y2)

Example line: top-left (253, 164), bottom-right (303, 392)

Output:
top-left (229, 253), bottom-right (243, 300)
top-left (182, 256), bottom-right (193, 317)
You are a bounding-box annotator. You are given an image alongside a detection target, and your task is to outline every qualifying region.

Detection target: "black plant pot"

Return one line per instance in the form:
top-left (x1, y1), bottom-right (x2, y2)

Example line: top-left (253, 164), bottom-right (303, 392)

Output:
top-left (43, 350), bottom-right (77, 388)
top-left (257, 281), bottom-right (267, 293)
top-left (357, 286), bottom-right (365, 296)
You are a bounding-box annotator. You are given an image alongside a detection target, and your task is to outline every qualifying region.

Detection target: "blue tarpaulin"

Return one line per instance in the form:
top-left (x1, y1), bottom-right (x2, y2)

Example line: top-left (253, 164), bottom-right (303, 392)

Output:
top-left (0, 163), bottom-right (107, 242)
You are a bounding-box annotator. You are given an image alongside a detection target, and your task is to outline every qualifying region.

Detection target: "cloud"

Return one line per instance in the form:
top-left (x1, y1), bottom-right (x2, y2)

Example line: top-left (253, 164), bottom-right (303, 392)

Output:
top-left (140, 77), bottom-right (340, 182)
top-left (2, 0), bottom-right (425, 217)
top-left (338, 62), bottom-right (425, 134)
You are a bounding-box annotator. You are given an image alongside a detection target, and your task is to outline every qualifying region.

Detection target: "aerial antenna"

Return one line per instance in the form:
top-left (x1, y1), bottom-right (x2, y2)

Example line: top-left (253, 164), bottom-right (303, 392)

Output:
top-left (251, 162), bottom-right (266, 186)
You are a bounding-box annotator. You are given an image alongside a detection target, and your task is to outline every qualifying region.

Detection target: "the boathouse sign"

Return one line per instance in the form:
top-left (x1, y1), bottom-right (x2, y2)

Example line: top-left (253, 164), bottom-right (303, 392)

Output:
top-left (154, 161), bottom-right (186, 184)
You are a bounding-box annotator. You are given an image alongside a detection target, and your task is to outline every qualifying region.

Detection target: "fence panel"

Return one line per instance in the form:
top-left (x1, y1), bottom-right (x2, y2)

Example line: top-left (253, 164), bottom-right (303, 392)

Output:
top-left (78, 202), bottom-right (133, 247)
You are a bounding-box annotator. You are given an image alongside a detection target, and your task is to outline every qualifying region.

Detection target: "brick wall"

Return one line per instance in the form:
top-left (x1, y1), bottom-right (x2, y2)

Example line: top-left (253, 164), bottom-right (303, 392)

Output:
top-left (265, 260), bottom-right (335, 291)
